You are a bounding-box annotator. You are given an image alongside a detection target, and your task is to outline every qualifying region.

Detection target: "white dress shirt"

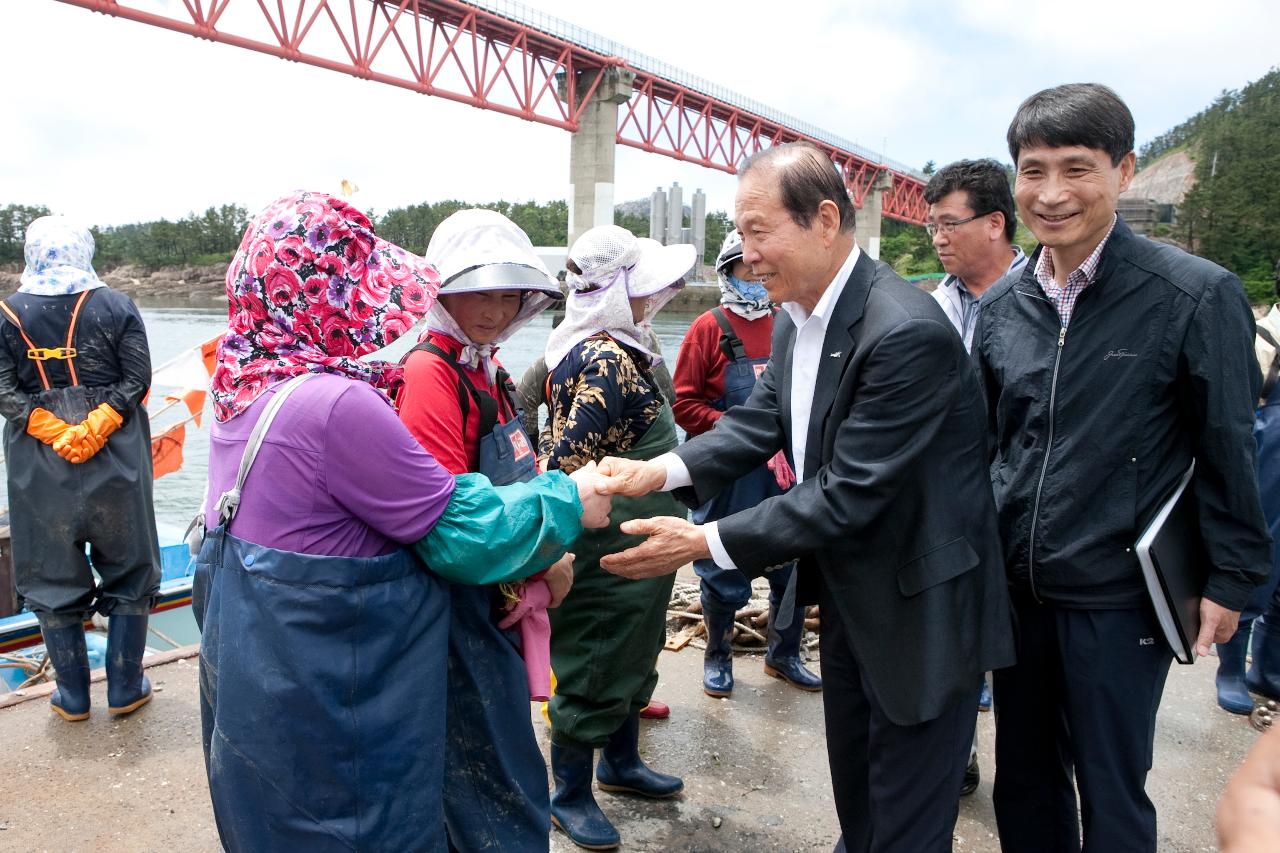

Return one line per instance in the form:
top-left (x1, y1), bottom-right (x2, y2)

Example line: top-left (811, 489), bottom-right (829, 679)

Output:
top-left (660, 243), bottom-right (861, 570)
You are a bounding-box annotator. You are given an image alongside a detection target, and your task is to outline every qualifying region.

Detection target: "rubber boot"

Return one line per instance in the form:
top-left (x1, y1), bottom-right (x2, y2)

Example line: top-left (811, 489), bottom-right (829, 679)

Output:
top-left (763, 603), bottom-right (822, 691)
top-left (550, 739), bottom-right (619, 850)
top-left (978, 677), bottom-right (993, 712)
top-left (702, 607), bottom-right (735, 697)
top-left (1215, 619), bottom-right (1255, 714)
top-left (960, 742), bottom-right (980, 796)
top-left (1247, 615), bottom-right (1280, 701)
top-left (37, 618), bottom-right (91, 722)
top-left (639, 699), bottom-right (670, 720)
top-left (106, 614), bottom-right (153, 716)
top-left (596, 712), bottom-right (684, 798)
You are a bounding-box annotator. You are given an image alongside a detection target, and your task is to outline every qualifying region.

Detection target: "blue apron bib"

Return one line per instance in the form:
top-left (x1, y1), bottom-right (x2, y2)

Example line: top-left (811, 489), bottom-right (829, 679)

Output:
top-left (402, 342), bottom-right (551, 849)
top-left (193, 376), bottom-right (450, 852)
top-left (692, 308), bottom-right (796, 612)
top-left (1248, 378), bottom-right (1280, 618)
top-left (404, 340), bottom-right (538, 486)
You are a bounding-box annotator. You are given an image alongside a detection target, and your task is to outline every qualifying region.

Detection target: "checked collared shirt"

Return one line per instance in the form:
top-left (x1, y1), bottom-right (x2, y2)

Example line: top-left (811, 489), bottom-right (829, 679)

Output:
top-left (1033, 215), bottom-right (1117, 328)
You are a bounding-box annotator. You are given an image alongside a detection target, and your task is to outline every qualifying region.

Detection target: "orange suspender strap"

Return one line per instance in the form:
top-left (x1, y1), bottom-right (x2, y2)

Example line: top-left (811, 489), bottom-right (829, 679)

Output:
top-left (0, 289), bottom-right (93, 391)
top-left (63, 289), bottom-right (92, 387)
top-left (0, 301), bottom-right (51, 391)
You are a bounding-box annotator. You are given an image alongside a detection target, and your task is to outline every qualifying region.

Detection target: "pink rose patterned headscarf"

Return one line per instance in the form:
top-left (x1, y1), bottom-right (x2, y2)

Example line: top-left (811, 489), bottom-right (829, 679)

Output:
top-left (211, 191), bottom-right (441, 421)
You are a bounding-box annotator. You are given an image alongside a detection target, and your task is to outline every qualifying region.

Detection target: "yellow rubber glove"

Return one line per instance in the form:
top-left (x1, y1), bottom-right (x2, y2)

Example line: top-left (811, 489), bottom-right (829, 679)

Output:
top-left (85, 403), bottom-right (123, 440)
top-left (26, 408), bottom-right (74, 446)
top-left (53, 424), bottom-right (107, 464)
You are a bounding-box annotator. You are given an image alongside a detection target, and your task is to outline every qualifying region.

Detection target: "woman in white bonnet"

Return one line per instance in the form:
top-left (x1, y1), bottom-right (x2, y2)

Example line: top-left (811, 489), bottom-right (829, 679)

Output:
top-left (395, 208), bottom-right (573, 851)
top-left (541, 224), bottom-right (693, 850)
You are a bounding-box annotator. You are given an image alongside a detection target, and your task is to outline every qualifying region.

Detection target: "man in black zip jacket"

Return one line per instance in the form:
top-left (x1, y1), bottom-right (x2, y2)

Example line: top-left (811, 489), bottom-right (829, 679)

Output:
top-left (974, 83), bottom-right (1271, 853)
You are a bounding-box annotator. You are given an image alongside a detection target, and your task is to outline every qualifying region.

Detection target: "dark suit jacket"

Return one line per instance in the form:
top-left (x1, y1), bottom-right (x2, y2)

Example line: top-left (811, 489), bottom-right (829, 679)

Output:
top-left (674, 250), bottom-right (1015, 726)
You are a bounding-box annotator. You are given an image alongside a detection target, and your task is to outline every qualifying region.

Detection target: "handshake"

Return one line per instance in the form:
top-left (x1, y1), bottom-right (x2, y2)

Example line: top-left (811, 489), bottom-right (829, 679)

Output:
top-left (564, 457), bottom-right (669, 528)
top-left (565, 456), bottom-right (709, 579)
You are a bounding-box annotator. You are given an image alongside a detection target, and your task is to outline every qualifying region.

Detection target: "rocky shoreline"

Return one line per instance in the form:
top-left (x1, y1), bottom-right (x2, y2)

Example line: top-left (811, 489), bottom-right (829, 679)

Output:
top-left (0, 263), bottom-right (229, 304)
top-left (0, 263), bottom-right (732, 312)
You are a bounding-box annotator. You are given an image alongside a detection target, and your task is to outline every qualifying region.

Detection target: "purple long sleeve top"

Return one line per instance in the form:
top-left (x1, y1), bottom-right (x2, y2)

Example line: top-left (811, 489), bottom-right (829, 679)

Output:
top-left (203, 374), bottom-right (456, 557)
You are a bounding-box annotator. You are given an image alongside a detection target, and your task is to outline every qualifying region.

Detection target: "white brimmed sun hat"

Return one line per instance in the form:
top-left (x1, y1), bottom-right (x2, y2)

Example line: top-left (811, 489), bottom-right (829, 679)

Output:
top-left (426, 208), bottom-right (561, 297)
top-left (629, 237), bottom-right (696, 299)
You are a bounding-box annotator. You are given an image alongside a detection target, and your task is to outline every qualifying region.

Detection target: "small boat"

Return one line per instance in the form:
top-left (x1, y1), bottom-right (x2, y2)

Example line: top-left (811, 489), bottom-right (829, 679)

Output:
top-left (0, 334), bottom-right (221, 693)
top-left (0, 521), bottom-right (199, 692)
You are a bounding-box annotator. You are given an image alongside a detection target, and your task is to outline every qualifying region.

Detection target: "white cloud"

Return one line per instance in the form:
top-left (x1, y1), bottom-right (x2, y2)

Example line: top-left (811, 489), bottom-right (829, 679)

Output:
top-left (3, 0), bottom-right (1276, 228)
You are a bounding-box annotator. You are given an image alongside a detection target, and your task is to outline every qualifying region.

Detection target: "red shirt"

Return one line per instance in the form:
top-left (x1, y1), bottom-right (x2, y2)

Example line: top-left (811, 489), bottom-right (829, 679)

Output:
top-left (396, 332), bottom-right (513, 476)
top-left (672, 308), bottom-right (775, 437)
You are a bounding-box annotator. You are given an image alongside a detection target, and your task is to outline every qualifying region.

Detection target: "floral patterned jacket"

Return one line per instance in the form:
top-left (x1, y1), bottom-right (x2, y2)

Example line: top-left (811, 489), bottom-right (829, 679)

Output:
top-left (541, 334), bottom-right (665, 474)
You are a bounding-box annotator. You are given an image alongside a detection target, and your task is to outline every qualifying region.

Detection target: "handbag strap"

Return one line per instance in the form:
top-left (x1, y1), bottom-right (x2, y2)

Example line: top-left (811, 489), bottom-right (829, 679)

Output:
top-left (213, 374), bottom-right (314, 525)
top-left (712, 306), bottom-right (748, 362)
top-left (1258, 325), bottom-right (1280, 404)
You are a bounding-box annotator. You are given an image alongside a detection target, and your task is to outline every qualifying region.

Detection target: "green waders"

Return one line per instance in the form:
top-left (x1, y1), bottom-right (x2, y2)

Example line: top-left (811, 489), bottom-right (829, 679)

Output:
top-left (548, 405), bottom-right (682, 747)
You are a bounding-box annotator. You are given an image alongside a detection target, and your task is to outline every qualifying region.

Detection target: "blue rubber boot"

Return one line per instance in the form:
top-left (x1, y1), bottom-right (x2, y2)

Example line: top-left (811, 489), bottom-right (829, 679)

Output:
top-left (37, 618), bottom-right (91, 722)
top-left (1216, 619), bottom-right (1255, 714)
top-left (763, 603), bottom-right (822, 691)
top-left (1247, 616), bottom-right (1280, 701)
top-left (596, 712), bottom-right (684, 798)
top-left (550, 739), bottom-right (619, 850)
top-left (106, 614), bottom-right (153, 716)
top-left (702, 607), bottom-right (735, 697)
top-left (978, 678), bottom-right (993, 712)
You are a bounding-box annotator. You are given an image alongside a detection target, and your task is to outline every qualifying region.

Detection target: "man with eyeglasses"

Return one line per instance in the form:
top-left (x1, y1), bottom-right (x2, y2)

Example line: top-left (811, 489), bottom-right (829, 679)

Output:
top-left (923, 158), bottom-right (1027, 800)
top-left (924, 159), bottom-right (1027, 353)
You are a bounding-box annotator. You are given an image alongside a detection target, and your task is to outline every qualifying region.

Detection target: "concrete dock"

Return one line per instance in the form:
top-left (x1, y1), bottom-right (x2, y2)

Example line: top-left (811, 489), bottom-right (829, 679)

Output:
top-left (0, 628), bottom-right (1263, 851)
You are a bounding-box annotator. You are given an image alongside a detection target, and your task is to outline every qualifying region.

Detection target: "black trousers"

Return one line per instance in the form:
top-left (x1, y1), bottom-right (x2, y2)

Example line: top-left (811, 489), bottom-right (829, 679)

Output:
top-left (992, 590), bottom-right (1173, 853)
top-left (820, 584), bottom-right (974, 853)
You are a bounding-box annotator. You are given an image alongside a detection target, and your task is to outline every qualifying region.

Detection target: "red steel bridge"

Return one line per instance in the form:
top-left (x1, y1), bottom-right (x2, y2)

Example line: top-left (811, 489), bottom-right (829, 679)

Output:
top-left (52, 0), bottom-right (928, 224)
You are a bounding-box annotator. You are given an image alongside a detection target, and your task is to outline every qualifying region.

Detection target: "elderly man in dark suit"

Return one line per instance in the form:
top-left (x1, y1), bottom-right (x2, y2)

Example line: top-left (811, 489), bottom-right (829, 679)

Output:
top-left (598, 142), bottom-right (1015, 852)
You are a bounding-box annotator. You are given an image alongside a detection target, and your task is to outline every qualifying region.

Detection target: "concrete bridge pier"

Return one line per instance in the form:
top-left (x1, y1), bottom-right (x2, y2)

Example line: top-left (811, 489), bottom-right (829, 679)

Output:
top-left (854, 171), bottom-right (894, 260)
top-left (562, 67), bottom-right (636, 250)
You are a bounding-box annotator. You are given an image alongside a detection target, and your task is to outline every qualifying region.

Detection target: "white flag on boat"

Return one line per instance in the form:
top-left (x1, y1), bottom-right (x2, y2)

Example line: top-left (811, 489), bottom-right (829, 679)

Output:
top-left (147, 334), bottom-right (222, 480)
top-left (152, 335), bottom-right (220, 392)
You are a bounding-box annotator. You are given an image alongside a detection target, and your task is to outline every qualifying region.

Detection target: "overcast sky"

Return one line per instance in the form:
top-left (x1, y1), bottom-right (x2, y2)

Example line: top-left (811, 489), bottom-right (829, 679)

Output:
top-left (3, 0), bottom-right (1276, 229)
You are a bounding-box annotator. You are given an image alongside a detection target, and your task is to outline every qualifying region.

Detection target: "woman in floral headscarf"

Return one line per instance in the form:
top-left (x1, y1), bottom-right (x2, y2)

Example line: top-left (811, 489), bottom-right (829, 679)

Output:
top-left (194, 191), bottom-right (612, 853)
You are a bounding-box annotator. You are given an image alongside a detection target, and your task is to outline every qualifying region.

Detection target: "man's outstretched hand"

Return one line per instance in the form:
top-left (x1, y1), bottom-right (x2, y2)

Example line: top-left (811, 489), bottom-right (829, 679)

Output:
top-left (600, 516), bottom-right (711, 579)
top-left (596, 456), bottom-right (667, 498)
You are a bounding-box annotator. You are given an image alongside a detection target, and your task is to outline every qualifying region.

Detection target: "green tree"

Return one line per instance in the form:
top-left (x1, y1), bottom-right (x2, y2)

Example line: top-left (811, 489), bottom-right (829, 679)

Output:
top-left (0, 203), bottom-right (52, 263)
top-left (613, 209), bottom-right (649, 239)
top-left (378, 200), bottom-right (472, 252)
top-left (704, 211), bottom-right (731, 265)
top-left (509, 199), bottom-right (567, 246)
top-left (378, 199), bottom-right (569, 251)
top-left (880, 220), bottom-right (941, 277)
top-left (1181, 68), bottom-right (1280, 299)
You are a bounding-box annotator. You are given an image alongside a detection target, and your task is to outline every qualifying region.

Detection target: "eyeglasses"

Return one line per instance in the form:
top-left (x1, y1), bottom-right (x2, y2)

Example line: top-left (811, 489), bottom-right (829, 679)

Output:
top-left (924, 212), bottom-right (991, 238)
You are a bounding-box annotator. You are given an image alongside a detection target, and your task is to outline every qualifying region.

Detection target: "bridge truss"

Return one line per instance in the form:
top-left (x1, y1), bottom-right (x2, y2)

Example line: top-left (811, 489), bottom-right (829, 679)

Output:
top-left (51, 0), bottom-right (927, 223)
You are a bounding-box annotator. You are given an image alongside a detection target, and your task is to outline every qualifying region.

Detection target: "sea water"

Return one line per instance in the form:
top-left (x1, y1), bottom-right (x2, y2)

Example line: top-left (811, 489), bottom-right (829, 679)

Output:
top-left (0, 304), bottom-right (697, 649)
top-left (0, 303), bottom-right (697, 528)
